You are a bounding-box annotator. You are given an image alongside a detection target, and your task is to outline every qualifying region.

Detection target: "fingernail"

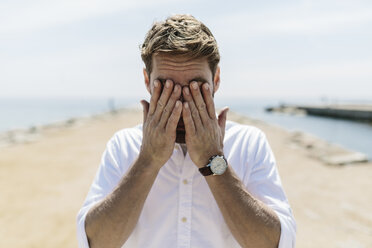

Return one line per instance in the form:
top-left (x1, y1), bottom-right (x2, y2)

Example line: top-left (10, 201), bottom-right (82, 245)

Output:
top-left (184, 87), bottom-right (190, 95)
top-left (184, 102), bottom-right (189, 109)
top-left (174, 84), bottom-right (179, 93)
top-left (192, 82), bottom-right (198, 90)
top-left (176, 101), bottom-right (180, 107)
top-left (204, 84), bottom-right (209, 90)
top-left (154, 81), bottom-right (159, 88)
top-left (166, 80), bottom-right (171, 88)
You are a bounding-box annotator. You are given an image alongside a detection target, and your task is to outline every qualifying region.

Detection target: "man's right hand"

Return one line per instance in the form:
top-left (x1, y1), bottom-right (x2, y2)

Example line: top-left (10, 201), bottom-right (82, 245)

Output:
top-left (85, 79), bottom-right (181, 248)
top-left (140, 79), bottom-right (182, 170)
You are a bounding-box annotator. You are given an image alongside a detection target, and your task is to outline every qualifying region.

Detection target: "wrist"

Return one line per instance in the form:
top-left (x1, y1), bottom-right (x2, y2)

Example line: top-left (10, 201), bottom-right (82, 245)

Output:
top-left (137, 152), bottom-right (163, 172)
top-left (199, 154), bottom-right (228, 176)
top-left (197, 150), bottom-right (224, 168)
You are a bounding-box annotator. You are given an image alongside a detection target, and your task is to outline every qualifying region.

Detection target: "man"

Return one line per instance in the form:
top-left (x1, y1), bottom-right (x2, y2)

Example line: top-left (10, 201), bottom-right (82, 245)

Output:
top-left (77, 14), bottom-right (296, 248)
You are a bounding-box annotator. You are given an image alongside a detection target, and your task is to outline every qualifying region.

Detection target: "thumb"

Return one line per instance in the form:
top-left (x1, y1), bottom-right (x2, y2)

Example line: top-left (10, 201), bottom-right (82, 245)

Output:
top-left (218, 107), bottom-right (229, 136)
top-left (140, 100), bottom-right (149, 123)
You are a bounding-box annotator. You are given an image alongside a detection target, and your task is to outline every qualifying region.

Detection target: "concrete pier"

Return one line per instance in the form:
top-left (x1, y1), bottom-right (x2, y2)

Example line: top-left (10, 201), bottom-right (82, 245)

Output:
top-left (266, 104), bottom-right (372, 122)
top-left (297, 105), bottom-right (372, 122)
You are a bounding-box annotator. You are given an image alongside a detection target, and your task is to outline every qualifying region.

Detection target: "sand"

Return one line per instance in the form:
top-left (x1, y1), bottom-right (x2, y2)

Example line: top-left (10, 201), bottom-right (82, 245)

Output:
top-left (0, 109), bottom-right (371, 248)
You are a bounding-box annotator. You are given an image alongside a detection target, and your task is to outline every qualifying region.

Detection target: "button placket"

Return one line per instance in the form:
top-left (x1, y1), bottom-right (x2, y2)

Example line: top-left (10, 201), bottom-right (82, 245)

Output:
top-left (176, 154), bottom-right (195, 248)
top-left (171, 144), bottom-right (185, 174)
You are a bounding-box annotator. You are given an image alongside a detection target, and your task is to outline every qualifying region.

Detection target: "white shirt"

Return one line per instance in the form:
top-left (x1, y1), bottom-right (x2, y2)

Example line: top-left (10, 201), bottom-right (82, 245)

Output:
top-left (77, 121), bottom-right (296, 248)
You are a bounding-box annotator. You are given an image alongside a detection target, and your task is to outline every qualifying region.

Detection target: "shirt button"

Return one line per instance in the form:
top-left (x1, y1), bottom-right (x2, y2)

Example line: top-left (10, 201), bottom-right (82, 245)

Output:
top-left (181, 217), bottom-right (187, 223)
top-left (183, 179), bottom-right (188, 185)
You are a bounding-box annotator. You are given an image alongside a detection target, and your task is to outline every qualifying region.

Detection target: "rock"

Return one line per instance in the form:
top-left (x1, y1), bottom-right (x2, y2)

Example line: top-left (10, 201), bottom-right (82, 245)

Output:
top-left (289, 131), bottom-right (369, 165)
top-left (321, 153), bottom-right (369, 165)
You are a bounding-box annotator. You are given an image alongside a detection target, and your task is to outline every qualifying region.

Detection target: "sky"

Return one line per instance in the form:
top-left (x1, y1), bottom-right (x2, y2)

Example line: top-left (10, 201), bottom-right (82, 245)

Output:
top-left (1, 0), bottom-right (372, 102)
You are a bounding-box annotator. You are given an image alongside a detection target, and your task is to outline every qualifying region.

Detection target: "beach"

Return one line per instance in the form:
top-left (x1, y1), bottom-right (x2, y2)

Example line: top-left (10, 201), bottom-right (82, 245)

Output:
top-left (0, 109), bottom-right (371, 248)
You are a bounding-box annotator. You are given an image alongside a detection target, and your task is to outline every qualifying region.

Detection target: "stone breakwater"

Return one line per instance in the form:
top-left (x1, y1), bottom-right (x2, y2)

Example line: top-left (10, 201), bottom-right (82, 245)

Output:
top-left (266, 104), bottom-right (372, 122)
top-left (228, 111), bottom-right (369, 165)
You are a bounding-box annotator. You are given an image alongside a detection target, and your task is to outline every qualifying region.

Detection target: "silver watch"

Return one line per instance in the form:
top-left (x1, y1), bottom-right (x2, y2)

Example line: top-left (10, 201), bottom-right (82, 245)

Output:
top-left (199, 155), bottom-right (228, 176)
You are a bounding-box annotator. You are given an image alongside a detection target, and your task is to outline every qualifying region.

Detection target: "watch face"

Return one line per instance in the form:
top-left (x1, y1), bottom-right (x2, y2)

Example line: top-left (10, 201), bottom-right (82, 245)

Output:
top-left (210, 156), bottom-right (227, 175)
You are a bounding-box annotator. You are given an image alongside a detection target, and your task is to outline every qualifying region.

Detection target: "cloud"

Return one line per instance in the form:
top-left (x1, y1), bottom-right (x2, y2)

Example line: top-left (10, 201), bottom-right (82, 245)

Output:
top-left (240, 60), bottom-right (372, 82)
top-left (218, 59), bottom-right (372, 98)
top-left (0, 0), bottom-right (178, 34)
top-left (1, 0), bottom-right (371, 99)
top-left (0, 40), bottom-right (145, 97)
top-left (213, 2), bottom-right (372, 37)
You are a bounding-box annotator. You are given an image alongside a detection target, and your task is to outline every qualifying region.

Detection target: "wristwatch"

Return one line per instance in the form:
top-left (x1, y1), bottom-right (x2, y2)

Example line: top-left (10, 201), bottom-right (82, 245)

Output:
top-left (199, 155), bottom-right (228, 176)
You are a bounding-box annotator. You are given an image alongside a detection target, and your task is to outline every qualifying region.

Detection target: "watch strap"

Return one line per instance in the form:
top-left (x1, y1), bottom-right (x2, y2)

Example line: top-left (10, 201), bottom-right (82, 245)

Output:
top-left (199, 166), bottom-right (213, 176)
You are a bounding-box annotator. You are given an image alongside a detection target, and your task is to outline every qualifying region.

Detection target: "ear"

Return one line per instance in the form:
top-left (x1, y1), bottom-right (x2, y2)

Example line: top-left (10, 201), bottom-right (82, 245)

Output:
top-left (143, 68), bottom-right (151, 94)
top-left (213, 66), bottom-right (220, 93)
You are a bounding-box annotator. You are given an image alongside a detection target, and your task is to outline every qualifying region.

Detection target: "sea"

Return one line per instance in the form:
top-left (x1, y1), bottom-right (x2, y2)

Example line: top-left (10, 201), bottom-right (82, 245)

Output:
top-left (1, 97), bottom-right (371, 159)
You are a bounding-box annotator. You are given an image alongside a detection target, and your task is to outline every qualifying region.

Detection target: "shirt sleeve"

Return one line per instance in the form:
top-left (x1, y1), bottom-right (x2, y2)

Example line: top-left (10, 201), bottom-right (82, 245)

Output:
top-left (245, 130), bottom-right (297, 248)
top-left (76, 133), bottom-right (132, 248)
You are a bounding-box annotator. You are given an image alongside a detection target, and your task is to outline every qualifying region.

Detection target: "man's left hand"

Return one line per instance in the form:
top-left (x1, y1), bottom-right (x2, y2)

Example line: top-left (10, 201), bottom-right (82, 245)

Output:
top-left (182, 81), bottom-right (229, 168)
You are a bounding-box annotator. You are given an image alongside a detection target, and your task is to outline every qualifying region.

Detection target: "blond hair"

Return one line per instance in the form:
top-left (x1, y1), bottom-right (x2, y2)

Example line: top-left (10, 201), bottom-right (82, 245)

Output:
top-left (140, 14), bottom-right (220, 78)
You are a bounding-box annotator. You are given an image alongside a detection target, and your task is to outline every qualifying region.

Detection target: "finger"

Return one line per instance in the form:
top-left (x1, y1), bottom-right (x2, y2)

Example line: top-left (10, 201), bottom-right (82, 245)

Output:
top-left (218, 107), bottom-right (229, 137)
top-left (165, 100), bottom-right (182, 134)
top-left (154, 79), bottom-right (174, 121)
top-left (140, 100), bottom-right (149, 123)
top-left (201, 83), bottom-right (216, 120)
top-left (159, 84), bottom-right (181, 128)
top-left (190, 81), bottom-right (209, 125)
top-left (182, 102), bottom-right (196, 136)
top-left (183, 86), bottom-right (203, 131)
top-left (149, 80), bottom-right (162, 115)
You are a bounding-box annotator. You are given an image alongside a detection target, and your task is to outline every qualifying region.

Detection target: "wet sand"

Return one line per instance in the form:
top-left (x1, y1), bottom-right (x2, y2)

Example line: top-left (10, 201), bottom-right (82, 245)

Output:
top-left (0, 109), bottom-right (371, 248)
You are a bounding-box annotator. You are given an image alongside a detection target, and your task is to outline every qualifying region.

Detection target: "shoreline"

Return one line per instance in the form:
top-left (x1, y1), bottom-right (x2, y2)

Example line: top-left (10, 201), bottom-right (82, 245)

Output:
top-left (0, 108), bottom-right (134, 148)
top-left (229, 110), bottom-right (370, 165)
top-left (0, 108), bottom-right (369, 165)
top-left (1, 108), bottom-right (371, 248)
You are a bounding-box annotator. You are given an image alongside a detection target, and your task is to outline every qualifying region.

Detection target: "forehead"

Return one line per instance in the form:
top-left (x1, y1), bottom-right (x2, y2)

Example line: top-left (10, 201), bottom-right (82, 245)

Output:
top-left (150, 54), bottom-right (212, 84)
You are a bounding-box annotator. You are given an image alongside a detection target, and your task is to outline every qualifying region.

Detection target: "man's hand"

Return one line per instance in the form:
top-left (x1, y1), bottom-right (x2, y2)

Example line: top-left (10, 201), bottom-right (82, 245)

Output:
top-left (86, 79), bottom-right (182, 248)
top-left (140, 79), bottom-right (182, 169)
top-left (182, 81), bottom-right (229, 168)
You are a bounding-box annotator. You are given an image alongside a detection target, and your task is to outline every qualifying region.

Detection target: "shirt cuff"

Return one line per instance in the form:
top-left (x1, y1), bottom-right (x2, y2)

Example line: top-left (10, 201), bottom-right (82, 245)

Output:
top-left (76, 206), bottom-right (92, 248)
top-left (277, 211), bottom-right (297, 248)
